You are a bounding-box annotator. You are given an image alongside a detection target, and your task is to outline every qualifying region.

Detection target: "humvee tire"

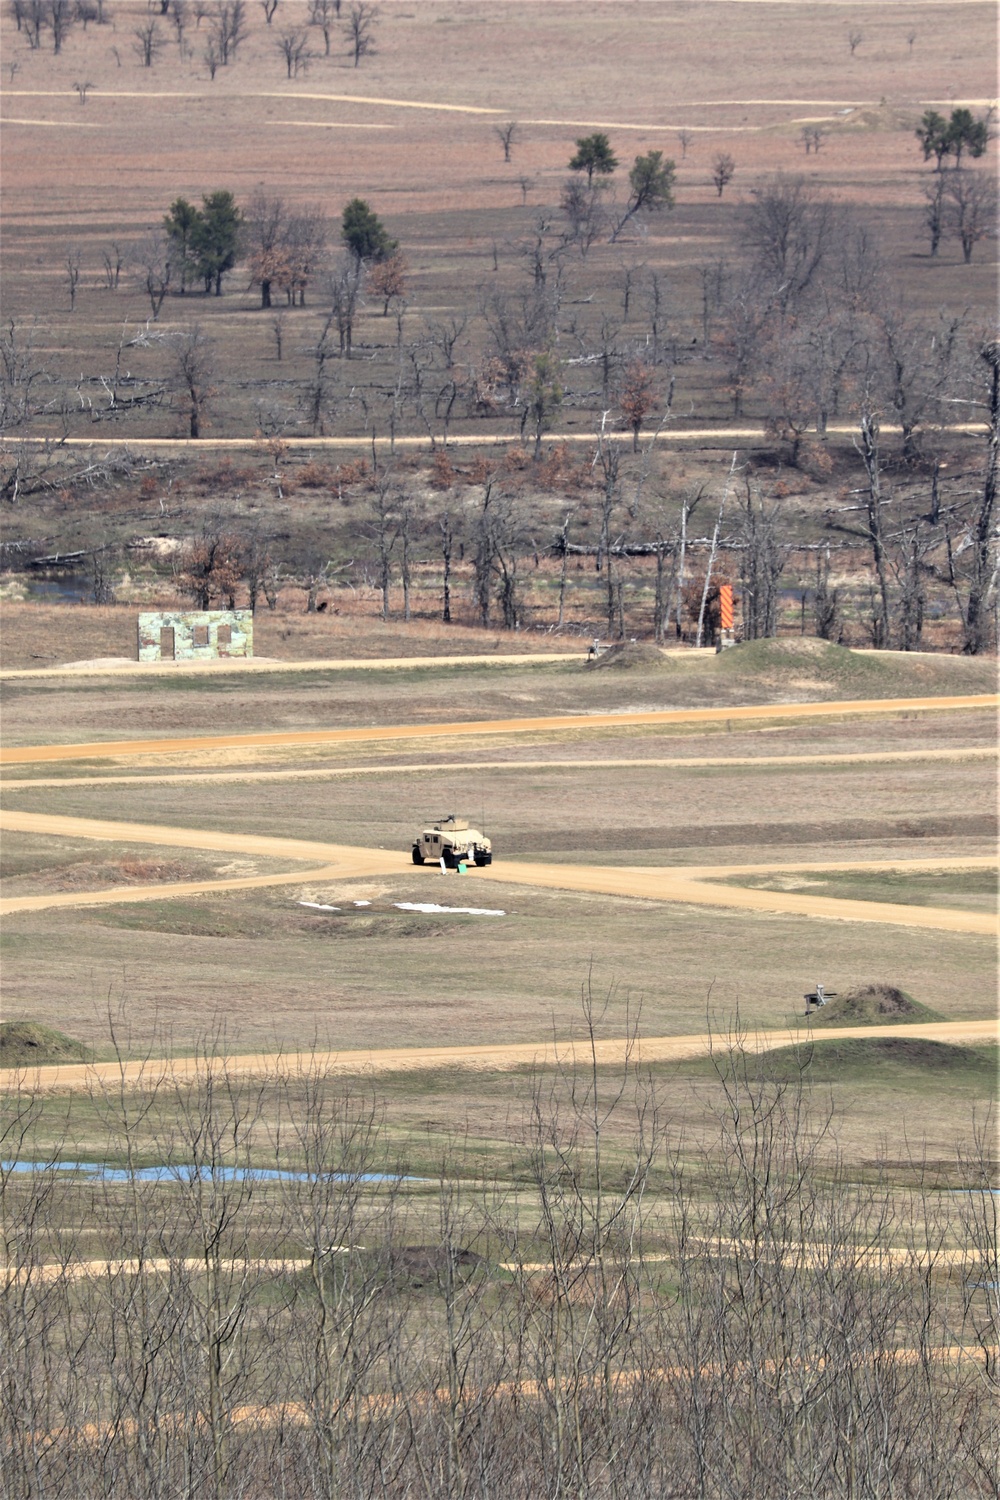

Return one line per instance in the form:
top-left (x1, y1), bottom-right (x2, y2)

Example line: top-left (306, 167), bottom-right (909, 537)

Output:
top-left (411, 845), bottom-right (424, 865)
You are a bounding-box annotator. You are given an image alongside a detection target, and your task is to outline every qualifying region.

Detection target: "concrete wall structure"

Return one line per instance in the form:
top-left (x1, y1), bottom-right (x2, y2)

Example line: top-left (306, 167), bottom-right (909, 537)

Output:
top-left (137, 610), bottom-right (253, 662)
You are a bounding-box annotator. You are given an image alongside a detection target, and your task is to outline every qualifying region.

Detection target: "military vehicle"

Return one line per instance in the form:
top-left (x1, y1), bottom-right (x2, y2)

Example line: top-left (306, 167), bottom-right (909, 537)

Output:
top-left (411, 815), bottom-right (492, 868)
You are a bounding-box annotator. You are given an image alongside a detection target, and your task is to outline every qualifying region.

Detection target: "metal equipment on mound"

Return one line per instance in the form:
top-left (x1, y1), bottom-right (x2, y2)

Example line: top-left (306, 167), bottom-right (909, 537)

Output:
top-left (412, 815), bottom-right (492, 869)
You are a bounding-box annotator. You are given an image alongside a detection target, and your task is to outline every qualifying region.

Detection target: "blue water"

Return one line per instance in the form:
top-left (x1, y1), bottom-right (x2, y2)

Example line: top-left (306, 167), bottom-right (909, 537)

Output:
top-left (2, 1160), bottom-right (401, 1186)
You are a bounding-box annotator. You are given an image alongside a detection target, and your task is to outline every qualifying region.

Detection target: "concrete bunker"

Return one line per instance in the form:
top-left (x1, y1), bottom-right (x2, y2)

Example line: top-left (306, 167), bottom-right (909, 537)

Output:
top-left (137, 610), bottom-right (253, 662)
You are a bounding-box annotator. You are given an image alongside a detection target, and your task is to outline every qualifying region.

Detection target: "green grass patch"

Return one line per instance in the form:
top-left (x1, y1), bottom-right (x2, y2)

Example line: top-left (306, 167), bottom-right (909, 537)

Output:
top-left (719, 868), bottom-right (997, 913)
top-left (0, 1021), bottom-right (93, 1066)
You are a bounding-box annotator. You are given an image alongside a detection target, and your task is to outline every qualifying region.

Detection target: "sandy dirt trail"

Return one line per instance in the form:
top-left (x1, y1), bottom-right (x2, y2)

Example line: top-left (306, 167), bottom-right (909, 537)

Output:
top-left (4, 1019), bottom-right (996, 1094)
top-left (5, 745), bottom-right (993, 791)
top-left (2, 694), bottom-right (995, 765)
top-left (1, 810), bottom-right (994, 933)
top-left (0, 424), bottom-right (988, 455)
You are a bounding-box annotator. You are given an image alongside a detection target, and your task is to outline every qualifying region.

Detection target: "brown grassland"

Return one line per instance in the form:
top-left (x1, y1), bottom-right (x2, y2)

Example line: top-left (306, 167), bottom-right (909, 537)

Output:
top-left (1, 8), bottom-right (998, 1494)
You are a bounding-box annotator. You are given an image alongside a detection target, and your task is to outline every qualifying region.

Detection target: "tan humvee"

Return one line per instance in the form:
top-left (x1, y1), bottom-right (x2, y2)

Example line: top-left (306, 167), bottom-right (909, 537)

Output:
top-left (411, 815), bottom-right (492, 868)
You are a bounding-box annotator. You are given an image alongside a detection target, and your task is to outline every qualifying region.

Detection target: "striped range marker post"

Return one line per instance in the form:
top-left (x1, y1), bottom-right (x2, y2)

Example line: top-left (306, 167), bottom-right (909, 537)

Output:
top-left (717, 583), bottom-right (735, 649)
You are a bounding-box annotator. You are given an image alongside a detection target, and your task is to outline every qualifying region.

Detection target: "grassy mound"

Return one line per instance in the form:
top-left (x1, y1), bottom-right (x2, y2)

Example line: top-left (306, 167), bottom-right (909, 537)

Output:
top-left (585, 642), bottom-right (672, 671)
top-left (713, 635), bottom-right (995, 696)
top-left (0, 1021), bottom-right (92, 1067)
top-left (808, 984), bottom-right (945, 1028)
top-left (757, 1037), bottom-right (995, 1082)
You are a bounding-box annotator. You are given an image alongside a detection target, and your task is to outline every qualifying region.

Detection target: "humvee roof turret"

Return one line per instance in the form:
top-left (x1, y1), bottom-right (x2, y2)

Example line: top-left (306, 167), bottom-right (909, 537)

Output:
top-left (412, 815), bottom-right (492, 868)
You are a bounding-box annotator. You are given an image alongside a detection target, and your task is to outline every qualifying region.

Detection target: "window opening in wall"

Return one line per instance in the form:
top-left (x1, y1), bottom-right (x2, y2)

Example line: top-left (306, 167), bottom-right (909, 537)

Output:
top-left (217, 624), bottom-right (232, 647)
top-left (159, 627), bottom-right (175, 659)
top-left (192, 625), bottom-right (210, 647)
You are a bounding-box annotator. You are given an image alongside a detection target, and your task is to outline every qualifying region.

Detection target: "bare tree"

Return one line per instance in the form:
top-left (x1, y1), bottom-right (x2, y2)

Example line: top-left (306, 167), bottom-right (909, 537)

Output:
top-left (131, 232), bottom-right (172, 319)
top-left (132, 18), bottom-right (164, 64)
top-left (744, 174), bottom-right (837, 314)
top-left (711, 151), bottom-right (736, 197)
top-left (494, 121), bottom-right (519, 162)
top-left (950, 337), bottom-right (1000, 653)
top-left (260, 0), bottom-right (278, 19)
top-left (922, 172), bottom-right (948, 257)
top-left (344, 0), bottom-right (377, 66)
top-left (676, 128), bottom-right (692, 159)
top-left (64, 247), bottom-right (81, 311)
top-left (72, 78), bottom-right (93, 102)
top-left (100, 240), bottom-right (124, 289)
top-left (209, 0), bottom-right (247, 64)
top-left (738, 480), bottom-right (784, 638)
top-left (847, 26), bottom-right (863, 53)
top-left (329, 255), bottom-right (363, 356)
top-left (855, 404), bottom-right (891, 647)
top-left (276, 25), bottom-right (311, 76)
top-left (308, 0), bottom-right (337, 54)
top-left (172, 323), bottom-right (215, 437)
top-left (945, 169), bottom-right (998, 263)
top-left (47, 0), bottom-right (74, 52)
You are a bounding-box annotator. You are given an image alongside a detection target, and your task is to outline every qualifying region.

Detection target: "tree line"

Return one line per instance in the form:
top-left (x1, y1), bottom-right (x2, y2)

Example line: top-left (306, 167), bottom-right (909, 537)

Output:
top-left (2, 1020), bottom-right (997, 1499)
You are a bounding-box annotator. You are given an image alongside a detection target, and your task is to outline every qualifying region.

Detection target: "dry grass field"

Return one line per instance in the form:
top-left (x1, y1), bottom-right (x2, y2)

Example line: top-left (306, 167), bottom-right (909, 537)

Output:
top-left (2, 13), bottom-right (997, 1492)
top-left (2, 0), bottom-right (998, 651)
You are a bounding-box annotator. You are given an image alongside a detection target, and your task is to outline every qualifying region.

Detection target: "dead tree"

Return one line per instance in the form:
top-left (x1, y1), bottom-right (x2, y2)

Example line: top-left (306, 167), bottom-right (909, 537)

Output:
top-left (738, 481), bottom-right (784, 639)
top-left (855, 406), bottom-right (891, 648)
top-left (954, 338), bottom-right (1000, 653)
top-left (494, 121), bottom-right (519, 162)
top-left (171, 324), bottom-right (214, 439)
top-left (344, 0), bottom-right (377, 66)
top-left (711, 152), bottom-right (736, 197)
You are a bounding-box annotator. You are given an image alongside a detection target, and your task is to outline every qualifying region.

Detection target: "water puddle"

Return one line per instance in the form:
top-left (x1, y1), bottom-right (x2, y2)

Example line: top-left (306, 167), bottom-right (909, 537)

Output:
top-left (2, 1160), bottom-right (403, 1186)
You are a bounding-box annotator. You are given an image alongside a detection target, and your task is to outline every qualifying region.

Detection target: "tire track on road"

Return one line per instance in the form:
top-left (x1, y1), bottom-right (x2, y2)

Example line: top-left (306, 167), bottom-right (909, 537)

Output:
top-left (4, 1019), bottom-right (996, 1093)
top-left (3, 695), bottom-right (995, 765)
top-left (1, 810), bottom-right (993, 933)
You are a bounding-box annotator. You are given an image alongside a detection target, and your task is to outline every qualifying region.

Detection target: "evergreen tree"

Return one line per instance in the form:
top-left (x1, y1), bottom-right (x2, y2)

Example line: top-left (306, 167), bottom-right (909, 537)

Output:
top-left (194, 191), bottom-right (243, 296)
top-left (341, 198), bottom-right (396, 264)
top-left (568, 133), bottom-right (618, 186)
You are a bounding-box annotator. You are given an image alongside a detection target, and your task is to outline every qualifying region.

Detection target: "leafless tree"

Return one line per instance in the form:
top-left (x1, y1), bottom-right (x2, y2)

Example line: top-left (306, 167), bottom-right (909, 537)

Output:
top-left (72, 78), bottom-right (93, 102)
top-left (47, 0), bottom-right (74, 51)
top-left (744, 174), bottom-right (838, 315)
top-left (308, 0), bottom-right (337, 54)
top-left (208, 0), bottom-right (247, 64)
top-left (855, 403), bottom-right (891, 647)
top-left (260, 0), bottom-right (277, 19)
top-left (131, 232), bottom-right (172, 319)
top-left (494, 120), bottom-right (519, 162)
top-left (738, 480), bottom-right (784, 638)
top-left (64, 247), bottom-right (81, 311)
top-left (203, 34), bottom-right (219, 74)
top-left (711, 151), bottom-right (736, 196)
top-left (329, 255), bottom-right (363, 356)
top-left (812, 545), bottom-right (841, 639)
top-left (132, 17), bottom-right (164, 64)
top-left (676, 127), bottom-right (692, 159)
top-left (945, 168), bottom-right (998, 263)
top-left (847, 25), bottom-right (863, 53)
top-left (922, 172), bottom-right (948, 257)
top-left (21, 0), bottom-right (45, 46)
top-left (907, 26), bottom-right (917, 53)
top-left (276, 25), bottom-right (312, 75)
top-left (344, 0), bottom-right (377, 66)
top-left (171, 323), bottom-right (215, 438)
top-left (948, 337), bottom-right (1000, 653)
top-left (0, 318), bottom-right (48, 429)
top-left (100, 240), bottom-right (124, 289)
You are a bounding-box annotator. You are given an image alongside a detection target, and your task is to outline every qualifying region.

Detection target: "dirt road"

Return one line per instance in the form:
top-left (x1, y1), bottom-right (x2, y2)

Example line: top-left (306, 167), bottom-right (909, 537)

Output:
top-left (1, 810), bottom-right (993, 933)
top-left (3, 694), bottom-right (995, 765)
top-left (6, 745), bottom-right (992, 792)
top-left (1, 425), bottom-right (988, 455)
top-left (4, 1018), bottom-right (996, 1093)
